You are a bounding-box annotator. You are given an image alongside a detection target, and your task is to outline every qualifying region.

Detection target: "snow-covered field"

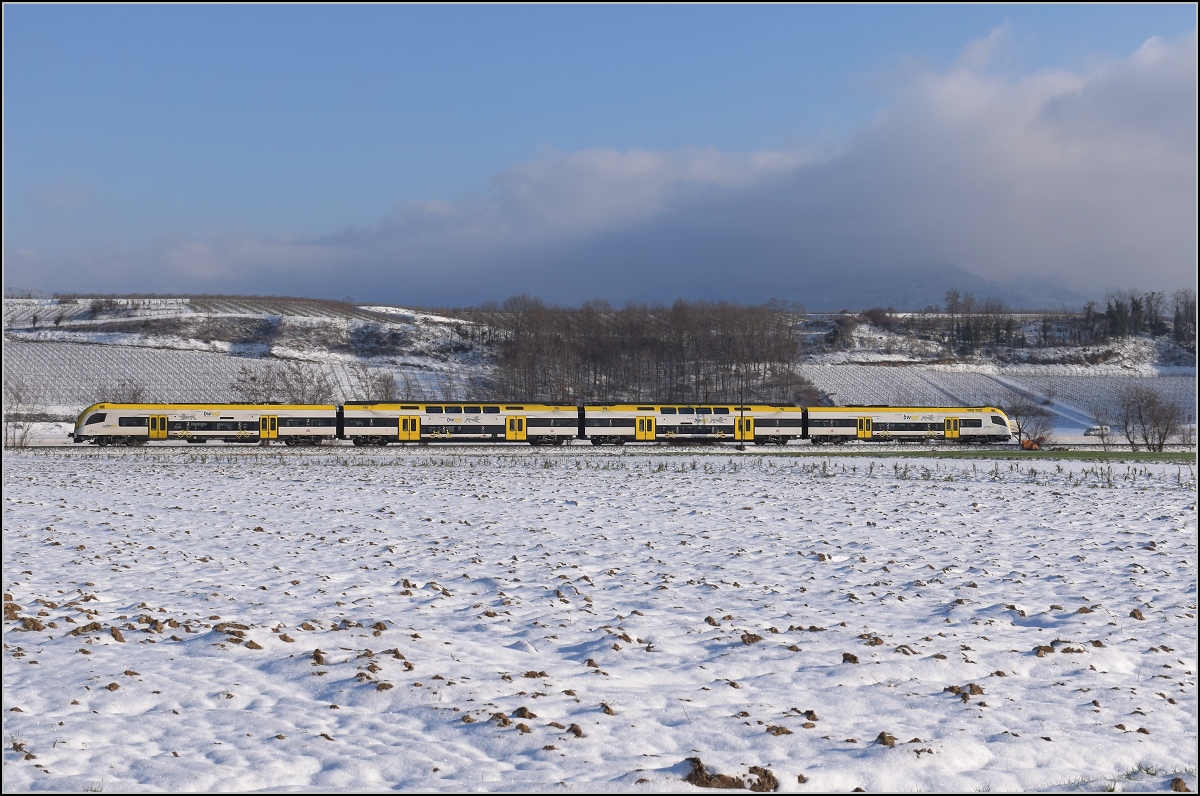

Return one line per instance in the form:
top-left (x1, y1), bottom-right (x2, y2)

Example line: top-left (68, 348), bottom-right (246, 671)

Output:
top-left (3, 449), bottom-right (1196, 792)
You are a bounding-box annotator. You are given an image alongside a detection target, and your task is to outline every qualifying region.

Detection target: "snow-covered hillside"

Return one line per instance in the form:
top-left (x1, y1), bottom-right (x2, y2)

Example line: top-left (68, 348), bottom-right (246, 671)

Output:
top-left (3, 297), bottom-right (490, 418)
top-left (3, 297), bottom-right (1194, 436)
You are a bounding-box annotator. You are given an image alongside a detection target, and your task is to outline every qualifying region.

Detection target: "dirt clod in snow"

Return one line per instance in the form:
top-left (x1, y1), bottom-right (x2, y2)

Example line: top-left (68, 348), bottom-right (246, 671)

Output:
top-left (684, 757), bottom-right (746, 789)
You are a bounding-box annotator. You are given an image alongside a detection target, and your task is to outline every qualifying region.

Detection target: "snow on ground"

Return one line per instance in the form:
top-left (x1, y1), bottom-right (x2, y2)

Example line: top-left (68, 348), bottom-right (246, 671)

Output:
top-left (357, 307), bottom-right (472, 326)
top-left (3, 449), bottom-right (1196, 792)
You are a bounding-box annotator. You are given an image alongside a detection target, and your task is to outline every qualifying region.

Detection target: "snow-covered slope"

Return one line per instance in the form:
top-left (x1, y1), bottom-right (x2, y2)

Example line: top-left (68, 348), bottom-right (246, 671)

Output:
top-left (3, 297), bottom-right (490, 417)
top-left (3, 297), bottom-right (1193, 434)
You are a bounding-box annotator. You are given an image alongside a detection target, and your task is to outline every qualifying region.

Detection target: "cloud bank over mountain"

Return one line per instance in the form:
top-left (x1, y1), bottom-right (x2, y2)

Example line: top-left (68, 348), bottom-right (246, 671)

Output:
top-left (8, 29), bottom-right (1195, 308)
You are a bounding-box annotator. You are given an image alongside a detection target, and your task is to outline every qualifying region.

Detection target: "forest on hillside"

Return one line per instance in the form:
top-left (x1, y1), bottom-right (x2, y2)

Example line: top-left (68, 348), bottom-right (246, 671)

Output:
top-left (455, 288), bottom-right (1196, 404)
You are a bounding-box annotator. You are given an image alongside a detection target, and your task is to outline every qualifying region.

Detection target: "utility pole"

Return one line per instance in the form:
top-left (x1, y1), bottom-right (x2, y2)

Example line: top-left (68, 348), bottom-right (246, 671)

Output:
top-left (737, 369), bottom-right (746, 452)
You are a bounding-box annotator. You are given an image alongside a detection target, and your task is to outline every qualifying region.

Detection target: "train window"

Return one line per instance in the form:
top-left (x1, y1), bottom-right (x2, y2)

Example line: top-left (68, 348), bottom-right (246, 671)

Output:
top-left (425, 406), bottom-right (443, 414)
top-left (659, 407), bottom-right (677, 414)
top-left (961, 418), bottom-right (983, 428)
top-left (444, 406), bottom-right (463, 414)
top-left (991, 415), bottom-right (1007, 425)
top-left (118, 417), bottom-right (148, 427)
top-left (505, 406), bottom-right (525, 410)
top-left (84, 413), bottom-right (107, 425)
top-left (344, 418), bottom-right (367, 427)
top-left (734, 407), bottom-right (750, 412)
top-left (678, 408), bottom-right (694, 414)
top-left (713, 407), bottom-right (730, 414)
top-left (401, 406), bottom-right (419, 411)
top-left (637, 407), bottom-right (654, 411)
top-left (482, 406), bottom-right (500, 414)
top-left (696, 408), bottom-right (712, 415)
top-left (811, 418), bottom-right (856, 428)
top-left (464, 406), bottom-right (482, 413)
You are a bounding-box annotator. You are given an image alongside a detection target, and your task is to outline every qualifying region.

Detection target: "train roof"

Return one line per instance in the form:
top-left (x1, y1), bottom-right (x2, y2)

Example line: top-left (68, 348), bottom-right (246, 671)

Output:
top-left (583, 403), bottom-right (798, 410)
top-left (810, 405), bottom-right (1006, 413)
top-left (343, 401), bottom-right (577, 409)
top-left (74, 402), bottom-right (338, 418)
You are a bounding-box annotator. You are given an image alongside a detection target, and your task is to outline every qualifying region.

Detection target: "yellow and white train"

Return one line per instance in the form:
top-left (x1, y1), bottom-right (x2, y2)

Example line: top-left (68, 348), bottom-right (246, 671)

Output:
top-left (72, 401), bottom-right (1014, 446)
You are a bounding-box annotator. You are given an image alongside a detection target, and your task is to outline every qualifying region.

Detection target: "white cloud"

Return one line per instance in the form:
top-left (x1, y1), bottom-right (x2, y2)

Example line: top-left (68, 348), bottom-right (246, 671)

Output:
top-left (8, 30), bottom-right (1194, 306)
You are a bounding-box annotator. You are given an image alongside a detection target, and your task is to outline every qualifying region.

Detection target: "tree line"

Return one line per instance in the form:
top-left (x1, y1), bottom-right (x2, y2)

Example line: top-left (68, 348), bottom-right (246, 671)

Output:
top-left (842, 287), bottom-right (1196, 356)
top-left (459, 296), bottom-right (824, 405)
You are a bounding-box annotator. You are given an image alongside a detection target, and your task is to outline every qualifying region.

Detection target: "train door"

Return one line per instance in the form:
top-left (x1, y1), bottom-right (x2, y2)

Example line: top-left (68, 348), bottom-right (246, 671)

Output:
top-left (506, 416), bottom-right (526, 441)
top-left (260, 416), bottom-right (278, 440)
top-left (150, 415), bottom-right (169, 440)
top-left (857, 417), bottom-right (873, 439)
top-left (944, 417), bottom-right (960, 439)
top-left (636, 416), bottom-right (656, 441)
top-left (736, 417), bottom-right (755, 442)
top-left (399, 416), bottom-right (420, 442)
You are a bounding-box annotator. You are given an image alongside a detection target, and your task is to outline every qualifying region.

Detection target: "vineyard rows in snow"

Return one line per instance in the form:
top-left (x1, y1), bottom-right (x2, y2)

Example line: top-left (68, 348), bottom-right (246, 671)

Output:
top-left (8, 340), bottom-right (1193, 431)
top-left (3, 341), bottom-right (479, 416)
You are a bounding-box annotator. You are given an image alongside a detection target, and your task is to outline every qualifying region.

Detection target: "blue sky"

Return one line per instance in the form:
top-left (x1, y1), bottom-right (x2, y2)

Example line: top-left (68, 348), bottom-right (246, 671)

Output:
top-left (4, 5), bottom-right (1196, 306)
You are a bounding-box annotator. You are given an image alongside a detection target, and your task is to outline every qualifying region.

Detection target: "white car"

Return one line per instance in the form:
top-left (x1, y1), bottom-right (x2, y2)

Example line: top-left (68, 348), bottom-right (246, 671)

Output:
top-left (1084, 425), bottom-right (1111, 436)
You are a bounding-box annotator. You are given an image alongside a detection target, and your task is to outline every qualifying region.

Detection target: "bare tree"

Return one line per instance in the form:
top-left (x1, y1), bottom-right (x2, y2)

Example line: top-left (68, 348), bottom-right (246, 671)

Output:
top-left (1179, 413), bottom-right (1196, 447)
top-left (1138, 386), bottom-right (1185, 452)
top-left (3, 373), bottom-right (34, 448)
top-left (101, 377), bottom-right (146, 404)
top-left (348, 361), bottom-right (399, 401)
top-left (279, 360), bottom-right (335, 404)
top-left (1113, 382), bottom-right (1142, 451)
top-left (436, 372), bottom-right (459, 401)
top-left (232, 362), bottom-right (282, 403)
top-left (1115, 381), bottom-right (1187, 452)
top-left (1173, 288), bottom-right (1197, 349)
top-left (399, 370), bottom-right (426, 401)
top-left (1085, 401), bottom-right (1115, 452)
top-left (1005, 396), bottom-right (1054, 448)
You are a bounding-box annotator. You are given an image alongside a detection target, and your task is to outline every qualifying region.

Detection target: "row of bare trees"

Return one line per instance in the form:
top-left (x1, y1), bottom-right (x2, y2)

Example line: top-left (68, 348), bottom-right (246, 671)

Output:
top-left (459, 297), bottom-right (824, 404)
top-left (1091, 383), bottom-right (1193, 452)
top-left (995, 380), bottom-right (1191, 452)
top-left (863, 287), bottom-right (1196, 355)
top-left (231, 360), bottom-right (408, 404)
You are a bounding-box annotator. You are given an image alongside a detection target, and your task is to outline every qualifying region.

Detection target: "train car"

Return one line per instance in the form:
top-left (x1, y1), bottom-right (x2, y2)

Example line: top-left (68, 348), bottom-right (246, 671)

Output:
top-left (71, 403), bottom-right (338, 446)
top-left (806, 406), bottom-right (1013, 445)
top-left (583, 403), bottom-right (802, 445)
top-left (344, 401), bottom-right (579, 445)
